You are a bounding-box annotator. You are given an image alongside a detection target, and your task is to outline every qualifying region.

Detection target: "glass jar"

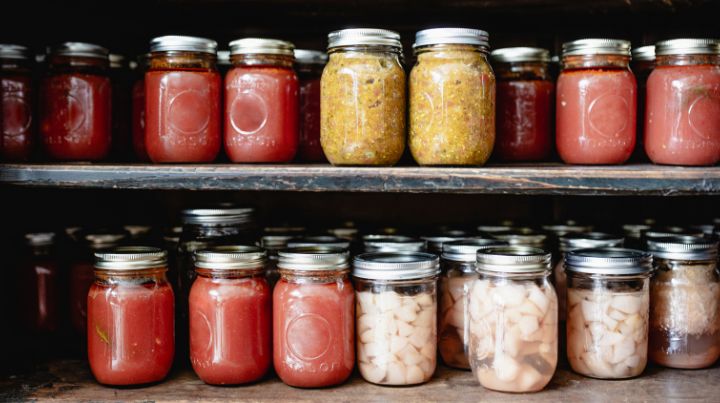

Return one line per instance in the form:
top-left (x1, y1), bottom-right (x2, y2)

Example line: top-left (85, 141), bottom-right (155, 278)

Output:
top-left (274, 247), bottom-right (355, 387)
top-left (40, 42), bottom-right (111, 161)
top-left (439, 239), bottom-right (505, 369)
top-left (647, 236), bottom-right (720, 369)
top-left (146, 36), bottom-right (221, 163)
top-left (295, 49), bottom-right (327, 162)
top-left (287, 235), bottom-right (351, 250)
top-left (131, 53), bottom-right (150, 161)
top-left (491, 47), bottom-right (554, 162)
top-left (640, 227), bottom-right (704, 249)
top-left (109, 53), bottom-right (131, 159)
top-left (565, 248), bottom-right (652, 379)
top-left (363, 235), bottom-right (425, 253)
top-left (409, 28), bottom-right (495, 166)
top-left (0, 44), bottom-right (34, 161)
top-left (260, 234), bottom-right (294, 288)
top-left (631, 45), bottom-right (655, 161)
top-left (468, 246), bottom-right (557, 393)
top-left (217, 50), bottom-right (231, 76)
top-left (224, 38), bottom-right (299, 162)
top-left (541, 223), bottom-right (594, 264)
top-left (421, 231), bottom-right (469, 255)
top-left (557, 39), bottom-right (636, 164)
top-left (353, 252), bottom-right (439, 385)
top-left (492, 228), bottom-right (548, 249)
top-left (18, 232), bottom-right (60, 334)
top-left (645, 39), bottom-right (720, 165)
top-left (88, 247), bottom-right (174, 386)
top-left (321, 29), bottom-right (406, 166)
top-left (190, 246), bottom-right (271, 385)
top-left (622, 224), bottom-right (652, 250)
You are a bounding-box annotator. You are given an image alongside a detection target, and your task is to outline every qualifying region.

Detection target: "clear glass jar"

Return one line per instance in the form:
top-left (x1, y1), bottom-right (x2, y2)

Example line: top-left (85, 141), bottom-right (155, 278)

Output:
top-left (557, 39), bottom-right (636, 164)
top-left (631, 45), bottom-right (655, 161)
top-left (0, 44), bottom-right (34, 161)
top-left (565, 248), bottom-right (652, 379)
top-left (541, 223), bottom-right (594, 265)
top-left (468, 246), bottom-right (557, 393)
top-left (274, 247), bottom-right (355, 387)
top-left (146, 36), bottom-right (221, 163)
top-left (439, 239), bottom-right (505, 369)
top-left (225, 38), bottom-right (298, 163)
top-left (321, 29), bottom-right (406, 166)
top-left (295, 49), bottom-right (327, 162)
top-left (18, 232), bottom-right (60, 335)
top-left (353, 252), bottom-right (439, 385)
top-left (645, 39), bottom-right (720, 165)
top-left (363, 235), bottom-right (426, 253)
top-left (491, 47), bottom-right (554, 162)
top-left (190, 246), bottom-right (271, 385)
top-left (87, 247), bottom-right (174, 386)
top-left (41, 42), bottom-right (111, 161)
top-left (409, 28), bottom-right (495, 166)
top-left (647, 236), bottom-right (720, 369)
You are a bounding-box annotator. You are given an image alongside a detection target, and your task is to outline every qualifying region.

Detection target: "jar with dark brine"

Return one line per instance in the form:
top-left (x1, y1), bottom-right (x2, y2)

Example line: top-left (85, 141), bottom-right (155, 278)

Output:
top-left (225, 38), bottom-right (299, 162)
top-left (557, 39), bottom-right (636, 164)
top-left (647, 236), bottom-right (720, 369)
top-left (131, 54), bottom-right (150, 161)
top-left (18, 232), bottom-right (60, 335)
top-left (0, 44), bottom-right (34, 161)
top-left (321, 29), bottom-right (405, 166)
top-left (631, 45), bottom-right (654, 161)
top-left (491, 47), bottom-right (554, 162)
top-left (41, 42), bottom-right (111, 161)
top-left (409, 28), bottom-right (495, 166)
top-left (109, 54), bottom-right (131, 159)
top-left (146, 36), bottom-right (221, 163)
top-left (295, 49), bottom-right (327, 162)
top-left (645, 39), bottom-right (720, 165)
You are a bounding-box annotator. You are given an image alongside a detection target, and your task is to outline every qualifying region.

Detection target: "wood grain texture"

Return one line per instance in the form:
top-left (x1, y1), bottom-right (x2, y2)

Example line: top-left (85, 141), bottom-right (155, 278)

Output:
top-left (1, 163), bottom-right (720, 195)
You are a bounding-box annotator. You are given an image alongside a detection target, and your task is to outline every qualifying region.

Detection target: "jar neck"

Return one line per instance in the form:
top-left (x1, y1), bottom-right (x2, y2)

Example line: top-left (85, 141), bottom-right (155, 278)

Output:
top-left (195, 266), bottom-right (265, 279)
top-left (329, 45), bottom-right (402, 56)
top-left (355, 276), bottom-right (437, 286)
top-left (181, 221), bottom-right (250, 239)
top-left (562, 54), bottom-right (630, 70)
top-left (94, 266), bottom-right (169, 284)
top-left (0, 57), bottom-right (31, 73)
top-left (656, 53), bottom-right (720, 67)
top-left (295, 63), bottom-right (324, 77)
top-left (494, 61), bottom-right (550, 81)
top-left (279, 268), bottom-right (349, 284)
top-left (48, 55), bottom-right (108, 74)
top-left (566, 270), bottom-right (649, 281)
top-left (415, 43), bottom-right (487, 55)
top-left (150, 51), bottom-right (217, 71)
top-left (477, 269), bottom-right (550, 281)
top-left (231, 53), bottom-right (293, 68)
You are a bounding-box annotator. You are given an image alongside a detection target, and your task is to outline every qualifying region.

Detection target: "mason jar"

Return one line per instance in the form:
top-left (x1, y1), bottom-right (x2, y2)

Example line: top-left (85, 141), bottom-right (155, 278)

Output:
top-left (468, 246), bottom-right (557, 393)
top-left (295, 49), bottom-right (328, 162)
top-left (363, 235), bottom-right (426, 253)
top-left (287, 235), bottom-right (351, 250)
top-left (647, 235), bottom-right (720, 369)
top-left (420, 230), bottom-right (469, 255)
top-left (565, 248), bottom-right (652, 379)
top-left (631, 45), bottom-right (655, 160)
top-left (0, 44), bottom-right (34, 161)
top-left (492, 227), bottom-right (547, 249)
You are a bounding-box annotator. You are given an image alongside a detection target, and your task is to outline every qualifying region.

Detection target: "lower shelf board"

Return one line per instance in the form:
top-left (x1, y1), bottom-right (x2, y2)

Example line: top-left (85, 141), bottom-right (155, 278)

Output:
top-left (2, 360), bottom-right (719, 402)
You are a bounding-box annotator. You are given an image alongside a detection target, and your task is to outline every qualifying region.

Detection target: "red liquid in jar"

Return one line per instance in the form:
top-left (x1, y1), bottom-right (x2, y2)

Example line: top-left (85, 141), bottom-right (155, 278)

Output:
top-left (40, 73), bottom-right (111, 160)
top-left (645, 64), bottom-right (720, 165)
top-left (224, 66), bottom-right (298, 162)
top-left (131, 79), bottom-right (148, 161)
top-left (87, 281), bottom-right (174, 385)
top-left (189, 275), bottom-right (271, 385)
top-left (494, 79), bottom-right (554, 161)
top-left (145, 70), bottom-right (221, 163)
top-left (298, 77), bottom-right (324, 162)
top-left (69, 262), bottom-right (95, 335)
top-left (1, 74), bottom-right (33, 161)
top-left (556, 69), bottom-right (636, 164)
top-left (19, 259), bottom-right (60, 333)
top-left (273, 278), bottom-right (355, 387)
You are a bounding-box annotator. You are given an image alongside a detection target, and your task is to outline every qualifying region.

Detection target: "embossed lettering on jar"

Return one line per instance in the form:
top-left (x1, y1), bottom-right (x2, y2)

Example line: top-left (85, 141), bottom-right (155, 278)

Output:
top-left (556, 39), bottom-right (637, 164)
top-left (0, 45), bottom-right (34, 161)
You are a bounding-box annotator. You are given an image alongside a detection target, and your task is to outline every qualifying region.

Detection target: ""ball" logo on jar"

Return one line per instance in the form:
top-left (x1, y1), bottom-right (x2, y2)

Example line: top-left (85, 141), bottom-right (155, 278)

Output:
top-left (588, 93), bottom-right (630, 138)
top-left (286, 313), bottom-right (332, 361)
top-left (168, 89), bottom-right (211, 136)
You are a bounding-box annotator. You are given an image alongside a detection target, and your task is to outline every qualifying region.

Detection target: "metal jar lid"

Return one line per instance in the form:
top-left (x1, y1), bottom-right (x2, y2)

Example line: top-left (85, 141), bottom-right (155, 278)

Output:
top-left (421, 232), bottom-right (469, 254)
top-left (287, 235), bottom-right (350, 249)
top-left (562, 39), bottom-right (631, 57)
top-left (655, 39), bottom-right (720, 56)
top-left (0, 44), bottom-right (30, 60)
top-left (690, 224), bottom-right (715, 236)
top-left (442, 238), bottom-right (507, 262)
top-left (217, 50), bottom-right (231, 66)
top-left (229, 38), bottom-right (295, 56)
top-left (84, 231), bottom-right (128, 250)
top-left (646, 235), bottom-right (718, 261)
top-left (491, 47), bottom-right (550, 63)
top-left (623, 224), bottom-right (652, 239)
top-left (560, 232), bottom-right (624, 253)
top-left (109, 53), bottom-right (125, 69)
top-left (477, 224), bottom-right (515, 234)
top-left (95, 246), bottom-right (167, 270)
top-left (150, 35), bottom-right (217, 54)
top-left (541, 224), bottom-right (594, 237)
top-left (195, 245), bottom-right (266, 270)
top-left (476, 246), bottom-right (551, 273)
top-left (261, 235), bottom-right (294, 251)
top-left (277, 246), bottom-right (349, 271)
top-left (632, 45), bottom-right (655, 61)
top-left (363, 235), bottom-right (425, 253)
top-left (50, 42), bottom-right (109, 59)
top-left (353, 252), bottom-right (439, 280)
top-left (25, 232), bottom-right (56, 246)
top-left (565, 248), bottom-right (653, 275)
top-left (492, 228), bottom-right (547, 247)
top-left (413, 28), bottom-right (489, 49)
top-left (327, 28), bottom-right (402, 50)
top-left (641, 227), bottom-right (704, 244)
top-left (294, 49), bottom-right (328, 65)
top-left (181, 205), bottom-right (255, 225)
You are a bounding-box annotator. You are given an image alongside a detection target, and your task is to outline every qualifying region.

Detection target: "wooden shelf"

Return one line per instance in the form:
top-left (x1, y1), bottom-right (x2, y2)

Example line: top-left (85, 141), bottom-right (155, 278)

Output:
top-left (2, 360), bottom-right (719, 402)
top-left (1, 163), bottom-right (720, 195)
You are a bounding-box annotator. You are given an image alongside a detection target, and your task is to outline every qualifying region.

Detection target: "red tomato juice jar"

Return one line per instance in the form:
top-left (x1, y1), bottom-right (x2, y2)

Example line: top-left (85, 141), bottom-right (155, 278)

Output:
top-left (274, 247), bottom-right (355, 387)
top-left (491, 47), bottom-right (554, 162)
top-left (40, 42), bottom-right (111, 161)
top-left (18, 233), bottom-right (60, 334)
top-left (88, 247), bottom-right (174, 386)
top-left (190, 246), bottom-right (271, 385)
top-left (224, 38), bottom-right (298, 162)
top-left (645, 39), bottom-right (720, 166)
top-left (556, 39), bottom-right (636, 164)
top-left (131, 54), bottom-right (150, 161)
top-left (295, 49), bottom-right (327, 162)
top-left (146, 36), bottom-right (221, 163)
top-left (0, 44), bottom-right (34, 161)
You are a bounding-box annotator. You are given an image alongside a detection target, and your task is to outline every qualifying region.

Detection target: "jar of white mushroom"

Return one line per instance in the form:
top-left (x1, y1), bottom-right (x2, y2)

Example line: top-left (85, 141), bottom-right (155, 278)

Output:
top-left (565, 248), bottom-right (652, 379)
top-left (363, 235), bottom-right (426, 253)
top-left (353, 252), bottom-right (439, 386)
top-left (438, 238), bottom-right (506, 369)
top-left (647, 236), bottom-right (720, 369)
top-left (467, 246), bottom-right (558, 393)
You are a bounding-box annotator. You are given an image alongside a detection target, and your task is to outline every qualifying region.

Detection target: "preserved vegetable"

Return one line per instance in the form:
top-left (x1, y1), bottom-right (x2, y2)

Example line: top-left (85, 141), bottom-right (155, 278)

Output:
top-left (0, 44), bottom-right (33, 161)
